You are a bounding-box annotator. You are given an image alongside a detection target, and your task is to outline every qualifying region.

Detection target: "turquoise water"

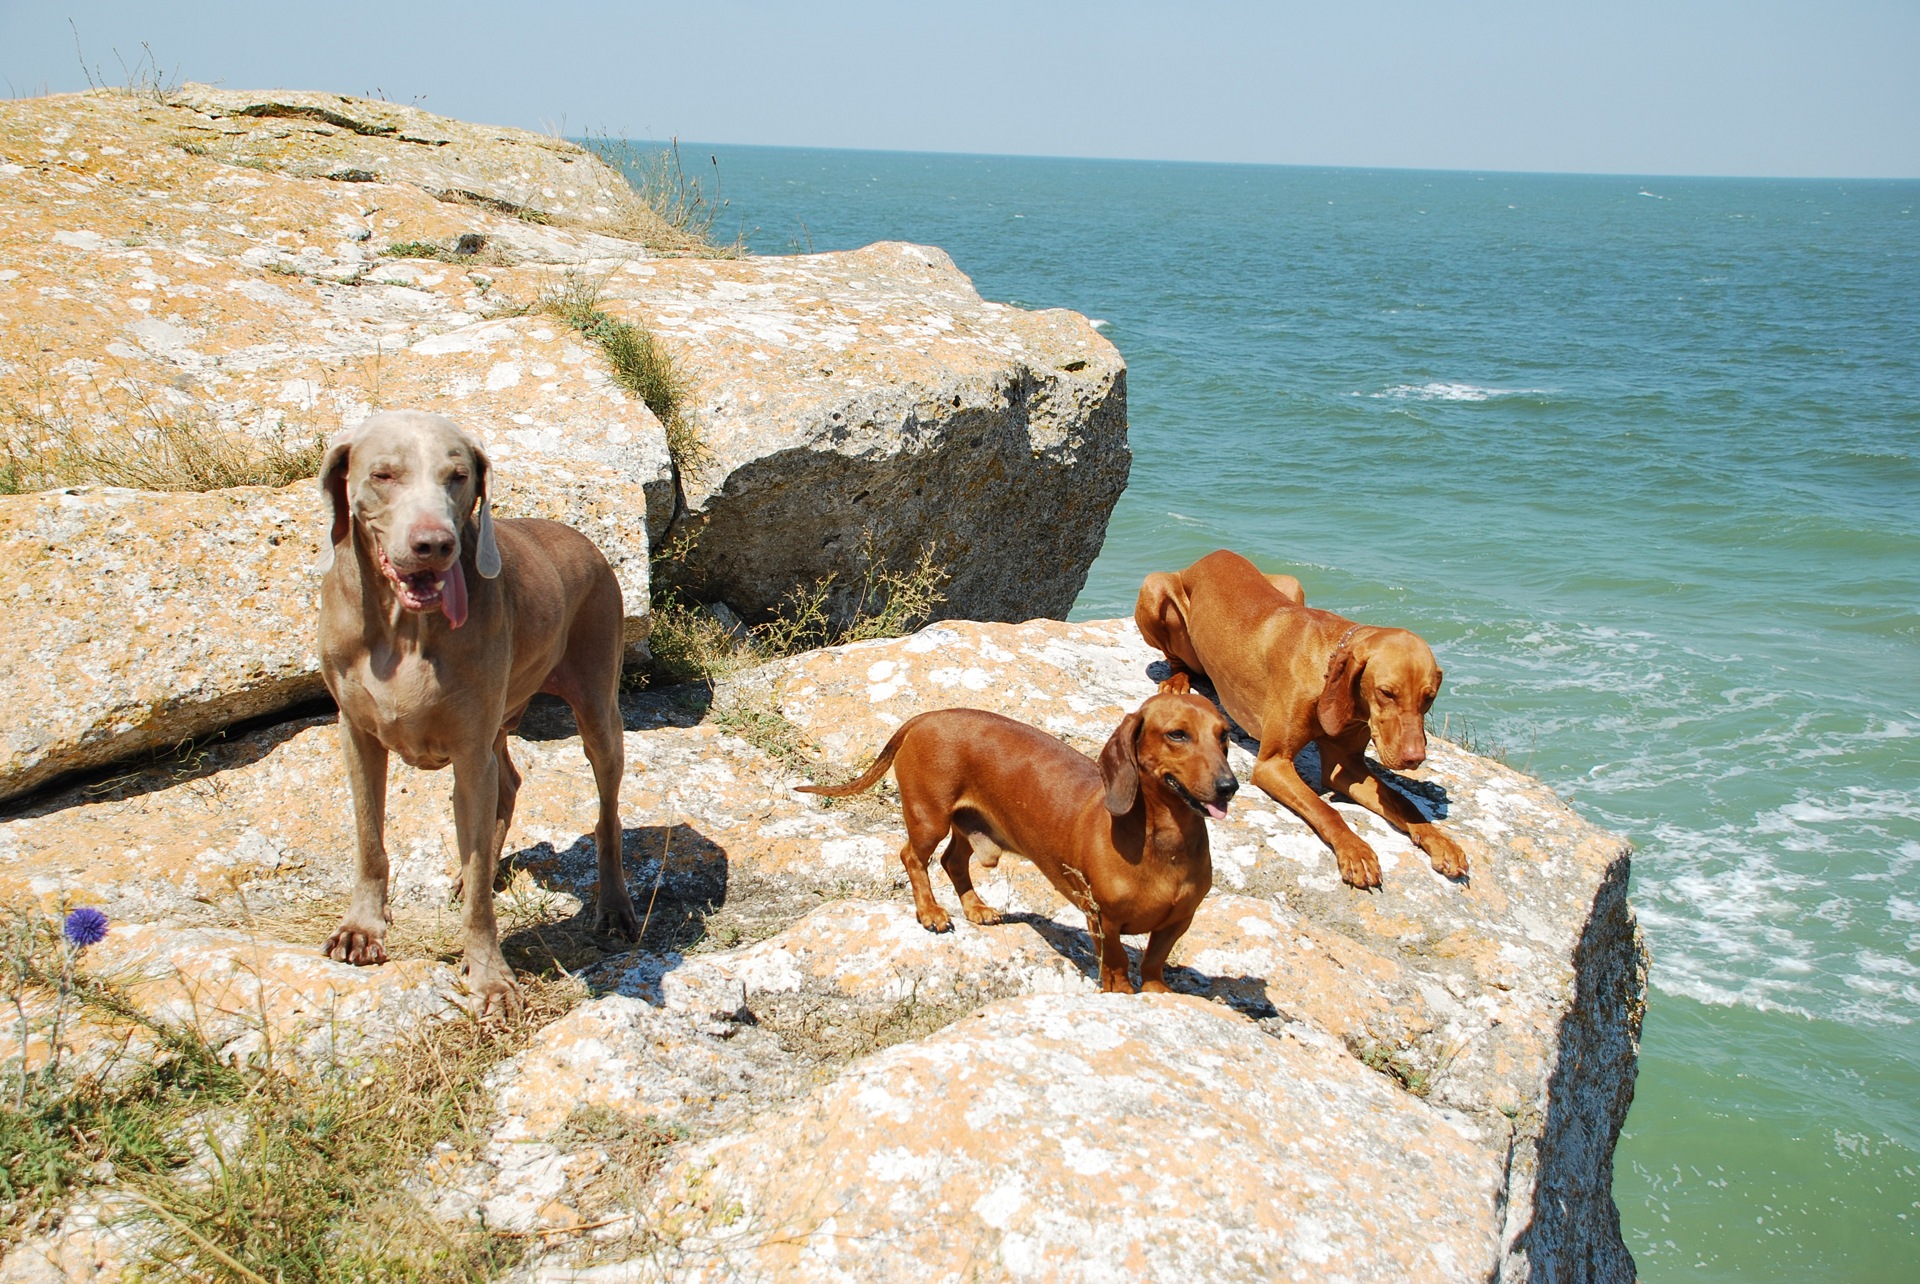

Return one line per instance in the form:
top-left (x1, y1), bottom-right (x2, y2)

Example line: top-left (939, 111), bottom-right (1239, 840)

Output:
top-left (614, 144), bottom-right (1920, 1278)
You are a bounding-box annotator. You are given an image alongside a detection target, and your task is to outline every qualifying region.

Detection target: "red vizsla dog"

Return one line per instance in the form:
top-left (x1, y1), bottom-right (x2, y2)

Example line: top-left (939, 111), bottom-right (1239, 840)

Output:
top-left (1136, 549), bottom-right (1467, 888)
top-left (317, 411), bottom-right (638, 1014)
top-left (799, 694), bottom-right (1236, 993)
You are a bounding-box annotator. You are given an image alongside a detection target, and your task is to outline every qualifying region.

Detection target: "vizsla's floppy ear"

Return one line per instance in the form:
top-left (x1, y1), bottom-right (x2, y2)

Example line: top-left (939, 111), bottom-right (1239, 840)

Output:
top-left (1098, 712), bottom-right (1143, 816)
top-left (1318, 639), bottom-right (1365, 737)
top-left (315, 431), bottom-right (354, 573)
top-left (472, 442), bottom-right (501, 579)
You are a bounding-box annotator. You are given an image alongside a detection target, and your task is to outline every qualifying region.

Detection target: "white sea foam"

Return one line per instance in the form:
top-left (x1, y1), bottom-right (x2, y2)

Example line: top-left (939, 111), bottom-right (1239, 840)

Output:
top-left (1429, 609), bottom-right (1920, 1029)
top-left (1365, 381), bottom-right (1551, 402)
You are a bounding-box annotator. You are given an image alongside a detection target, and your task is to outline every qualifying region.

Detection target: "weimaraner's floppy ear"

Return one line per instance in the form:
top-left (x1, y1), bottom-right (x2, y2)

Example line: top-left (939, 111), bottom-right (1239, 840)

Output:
top-left (316, 433), bottom-right (354, 573)
top-left (472, 442), bottom-right (501, 579)
top-left (1317, 640), bottom-right (1365, 737)
top-left (1099, 712), bottom-right (1143, 816)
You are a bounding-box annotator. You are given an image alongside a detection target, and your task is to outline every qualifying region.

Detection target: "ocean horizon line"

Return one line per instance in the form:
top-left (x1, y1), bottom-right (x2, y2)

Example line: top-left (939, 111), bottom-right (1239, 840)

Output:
top-left (579, 136), bottom-right (1920, 187)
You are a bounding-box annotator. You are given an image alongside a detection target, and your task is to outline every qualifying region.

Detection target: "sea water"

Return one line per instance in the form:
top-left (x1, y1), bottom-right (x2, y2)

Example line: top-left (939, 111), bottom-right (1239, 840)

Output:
top-left (612, 143), bottom-right (1920, 1279)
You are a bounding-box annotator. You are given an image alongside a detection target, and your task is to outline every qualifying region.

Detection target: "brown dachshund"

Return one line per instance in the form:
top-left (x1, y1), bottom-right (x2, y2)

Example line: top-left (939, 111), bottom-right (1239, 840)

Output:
top-left (798, 694), bottom-right (1236, 993)
top-left (317, 411), bottom-right (638, 1015)
top-left (1136, 549), bottom-right (1467, 889)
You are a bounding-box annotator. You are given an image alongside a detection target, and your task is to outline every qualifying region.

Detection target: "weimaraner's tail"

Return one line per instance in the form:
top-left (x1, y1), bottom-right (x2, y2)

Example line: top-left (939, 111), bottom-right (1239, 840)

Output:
top-left (795, 716), bottom-right (923, 797)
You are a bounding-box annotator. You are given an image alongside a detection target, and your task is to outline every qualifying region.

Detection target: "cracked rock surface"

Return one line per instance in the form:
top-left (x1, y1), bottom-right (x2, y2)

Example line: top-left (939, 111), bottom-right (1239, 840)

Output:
top-left (1, 618), bottom-right (1642, 1281)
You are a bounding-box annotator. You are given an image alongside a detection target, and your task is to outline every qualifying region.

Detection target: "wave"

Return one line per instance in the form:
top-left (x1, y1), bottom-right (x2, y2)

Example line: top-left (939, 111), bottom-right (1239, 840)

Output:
top-left (1364, 381), bottom-right (1552, 402)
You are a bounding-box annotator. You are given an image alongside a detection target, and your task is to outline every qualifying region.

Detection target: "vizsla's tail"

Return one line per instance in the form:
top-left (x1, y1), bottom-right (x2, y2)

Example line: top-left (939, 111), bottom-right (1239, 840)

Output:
top-left (795, 717), bottom-right (919, 797)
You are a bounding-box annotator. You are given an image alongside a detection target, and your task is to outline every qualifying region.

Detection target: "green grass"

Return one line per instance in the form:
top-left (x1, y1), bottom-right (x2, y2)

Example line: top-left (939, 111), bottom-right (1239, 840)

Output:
top-left (537, 271), bottom-right (704, 479)
top-left (1351, 1038), bottom-right (1432, 1097)
top-left (381, 240), bottom-right (457, 262)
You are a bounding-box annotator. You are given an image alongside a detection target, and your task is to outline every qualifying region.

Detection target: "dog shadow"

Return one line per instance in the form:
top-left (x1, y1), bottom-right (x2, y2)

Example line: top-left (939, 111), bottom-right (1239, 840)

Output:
top-left (510, 687), bottom-right (713, 743)
top-left (1143, 661), bottom-right (1450, 823)
top-left (998, 909), bottom-right (1279, 1020)
top-left (496, 820), bottom-right (730, 977)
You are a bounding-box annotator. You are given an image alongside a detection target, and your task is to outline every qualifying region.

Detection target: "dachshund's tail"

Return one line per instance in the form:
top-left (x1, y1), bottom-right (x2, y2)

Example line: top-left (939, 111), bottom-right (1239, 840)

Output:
top-left (795, 717), bottom-right (920, 797)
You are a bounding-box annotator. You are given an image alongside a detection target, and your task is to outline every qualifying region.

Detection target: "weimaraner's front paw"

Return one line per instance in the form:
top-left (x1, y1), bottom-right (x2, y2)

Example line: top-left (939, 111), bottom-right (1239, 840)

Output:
top-left (462, 952), bottom-right (523, 1018)
top-left (595, 888), bottom-right (641, 941)
top-left (323, 919), bottom-right (390, 966)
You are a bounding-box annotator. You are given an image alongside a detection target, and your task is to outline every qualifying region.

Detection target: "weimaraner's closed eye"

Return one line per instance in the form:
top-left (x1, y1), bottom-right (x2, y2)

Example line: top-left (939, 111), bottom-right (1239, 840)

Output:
top-left (316, 410), bottom-right (637, 1013)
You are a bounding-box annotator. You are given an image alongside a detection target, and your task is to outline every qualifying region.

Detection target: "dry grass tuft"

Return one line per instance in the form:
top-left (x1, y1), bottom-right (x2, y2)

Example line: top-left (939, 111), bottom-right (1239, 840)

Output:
top-left (0, 391), bottom-right (326, 496)
top-left (750, 981), bottom-right (989, 1070)
top-left (583, 134), bottom-right (744, 258)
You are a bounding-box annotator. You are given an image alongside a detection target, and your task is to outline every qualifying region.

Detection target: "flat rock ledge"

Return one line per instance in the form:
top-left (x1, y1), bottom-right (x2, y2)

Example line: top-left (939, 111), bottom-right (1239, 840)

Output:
top-left (0, 618), bottom-right (1643, 1282)
top-left (0, 89), bottom-right (1127, 802)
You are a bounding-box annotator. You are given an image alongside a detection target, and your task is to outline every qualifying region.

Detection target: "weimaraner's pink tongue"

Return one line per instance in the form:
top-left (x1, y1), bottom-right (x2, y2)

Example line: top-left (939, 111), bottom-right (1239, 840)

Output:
top-left (441, 562), bottom-right (469, 629)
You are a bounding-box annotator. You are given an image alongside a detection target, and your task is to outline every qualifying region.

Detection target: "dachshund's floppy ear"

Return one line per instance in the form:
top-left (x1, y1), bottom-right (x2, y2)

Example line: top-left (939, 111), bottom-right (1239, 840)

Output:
top-left (1318, 639), bottom-right (1366, 737)
top-left (1098, 712), bottom-right (1143, 816)
top-left (472, 442), bottom-right (500, 579)
top-left (316, 432), bottom-right (354, 574)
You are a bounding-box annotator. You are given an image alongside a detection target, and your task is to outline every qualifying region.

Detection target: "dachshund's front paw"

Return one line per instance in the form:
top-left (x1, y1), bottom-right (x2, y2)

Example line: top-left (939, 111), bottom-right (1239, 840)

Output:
top-left (962, 899), bottom-right (1003, 926)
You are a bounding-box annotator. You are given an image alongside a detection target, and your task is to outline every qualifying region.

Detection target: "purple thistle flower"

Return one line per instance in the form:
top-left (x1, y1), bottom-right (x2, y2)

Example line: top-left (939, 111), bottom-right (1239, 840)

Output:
top-left (63, 907), bottom-right (109, 948)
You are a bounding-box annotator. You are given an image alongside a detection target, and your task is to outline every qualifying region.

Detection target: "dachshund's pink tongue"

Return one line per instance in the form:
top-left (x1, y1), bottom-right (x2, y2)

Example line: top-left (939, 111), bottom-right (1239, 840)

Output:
top-left (1205, 801), bottom-right (1229, 820)
top-left (440, 562), bottom-right (469, 629)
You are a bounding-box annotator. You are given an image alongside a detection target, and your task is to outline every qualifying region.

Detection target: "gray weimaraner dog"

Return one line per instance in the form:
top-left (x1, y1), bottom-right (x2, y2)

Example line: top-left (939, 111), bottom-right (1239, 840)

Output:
top-left (316, 410), bottom-right (637, 1013)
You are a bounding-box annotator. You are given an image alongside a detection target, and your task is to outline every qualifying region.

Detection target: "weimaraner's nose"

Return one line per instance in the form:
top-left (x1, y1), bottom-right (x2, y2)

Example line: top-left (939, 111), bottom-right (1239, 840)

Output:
top-left (408, 524), bottom-right (456, 566)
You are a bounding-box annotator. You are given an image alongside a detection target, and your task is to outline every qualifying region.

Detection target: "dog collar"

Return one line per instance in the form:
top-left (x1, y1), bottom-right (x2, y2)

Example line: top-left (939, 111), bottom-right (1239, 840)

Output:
top-left (1320, 621), bottom-right (1367, 690)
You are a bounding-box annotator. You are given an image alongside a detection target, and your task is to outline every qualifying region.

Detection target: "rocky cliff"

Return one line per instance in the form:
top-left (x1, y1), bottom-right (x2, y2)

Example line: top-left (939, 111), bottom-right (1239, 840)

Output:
top-left (2, 619), bottom-right (1643, 1281)
top-left (0, 88), bottom-right (1126, 802)
top-left (0, 87), bottom-right (1639, 1283)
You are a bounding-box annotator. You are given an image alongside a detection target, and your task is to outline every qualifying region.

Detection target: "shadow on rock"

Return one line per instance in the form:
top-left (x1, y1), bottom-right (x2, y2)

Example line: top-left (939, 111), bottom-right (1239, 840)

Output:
top-left (498, 820), bottom-right (729, 974)
top-left (999, 909), bottom-right (1277, 1017)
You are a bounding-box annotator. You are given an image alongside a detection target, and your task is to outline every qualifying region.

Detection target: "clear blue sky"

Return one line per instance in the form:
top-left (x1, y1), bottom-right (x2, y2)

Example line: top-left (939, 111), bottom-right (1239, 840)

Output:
top-left (4, 0), bottom-right (1916, 178)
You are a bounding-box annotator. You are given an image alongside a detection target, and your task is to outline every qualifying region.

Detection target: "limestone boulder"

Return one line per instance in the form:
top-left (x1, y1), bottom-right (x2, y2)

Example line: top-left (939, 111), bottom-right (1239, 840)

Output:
top-left (168, 85), bottom-right (681, 242)
top-left (601, 242), bottom-right (1130, 627)
top-left (642, 992), bottom-right (1507, 1282)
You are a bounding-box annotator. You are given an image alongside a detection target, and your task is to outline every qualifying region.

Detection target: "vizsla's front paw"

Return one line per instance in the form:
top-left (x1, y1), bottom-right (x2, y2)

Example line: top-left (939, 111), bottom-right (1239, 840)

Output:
top-left (963, 901), bottom-right (1003, 926)
top-left (1138, 979), bottom-right (1173, 994)
top-left (462, 952), bottom-right (523, 1018)
top-left (1334, 841), bottom-right (1384, 890)
top-left (1418, 827), bottom-right (1470, 879)
top-left (916, 904), bottom-right (954, 933)
top-left (1099, 970), bottom-right (1138, 994)
top-left (596, 887), bottom-right (641, 940)
top-left (1158, 672), bottom-right (1194, 695)
top-left (323, 920), bottom-right (389, 966)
